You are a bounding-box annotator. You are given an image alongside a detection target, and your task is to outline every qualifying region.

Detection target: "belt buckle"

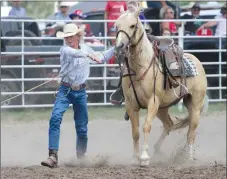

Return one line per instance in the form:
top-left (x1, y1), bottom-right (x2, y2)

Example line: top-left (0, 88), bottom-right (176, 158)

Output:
top-left (71, 84), bottom-right (80, 91)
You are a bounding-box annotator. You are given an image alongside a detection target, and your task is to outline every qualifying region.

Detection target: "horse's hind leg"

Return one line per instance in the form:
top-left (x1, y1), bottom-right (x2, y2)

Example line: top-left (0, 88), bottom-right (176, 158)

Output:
top-left (182, 93), bottom-right (205, 160)
top-left (153, 108), bottom-right (173, 155)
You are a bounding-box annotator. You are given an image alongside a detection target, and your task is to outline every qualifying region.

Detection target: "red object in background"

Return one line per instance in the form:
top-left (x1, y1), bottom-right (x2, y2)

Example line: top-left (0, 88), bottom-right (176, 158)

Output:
top-left (196, 28), bottom-right (213, 36)
top-left (108, 56), bottom-right (115, 64)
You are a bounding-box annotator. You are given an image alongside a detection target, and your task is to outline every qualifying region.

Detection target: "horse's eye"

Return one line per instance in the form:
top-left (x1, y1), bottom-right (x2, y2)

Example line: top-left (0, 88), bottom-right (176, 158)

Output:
top-left (130, 25), bottom-right (135, 29)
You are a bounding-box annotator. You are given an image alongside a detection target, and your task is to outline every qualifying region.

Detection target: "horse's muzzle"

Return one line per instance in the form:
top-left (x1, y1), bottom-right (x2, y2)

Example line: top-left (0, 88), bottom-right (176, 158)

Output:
top-left (115, 43), bottom-right (124, 55)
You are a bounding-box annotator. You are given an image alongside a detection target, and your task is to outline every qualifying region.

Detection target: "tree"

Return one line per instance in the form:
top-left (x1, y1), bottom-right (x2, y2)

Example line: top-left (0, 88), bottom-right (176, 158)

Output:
top-left (20, 1), bottom-right (55, 19)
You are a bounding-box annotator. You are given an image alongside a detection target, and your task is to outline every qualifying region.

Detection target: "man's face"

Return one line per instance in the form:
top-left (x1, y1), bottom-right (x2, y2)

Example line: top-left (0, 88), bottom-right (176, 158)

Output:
top-left (165, 8), bottom-right (174, 19)
top-left (192, 7), bottom-right (200, 17)
top-left (12, 1), bottom-right (20, 7)
top-left (72, 16), bottom-right (83, 25)
top-left (60, 6), bottom-right (69, 14)
top-left (64, 34), bottom-right (80, 48)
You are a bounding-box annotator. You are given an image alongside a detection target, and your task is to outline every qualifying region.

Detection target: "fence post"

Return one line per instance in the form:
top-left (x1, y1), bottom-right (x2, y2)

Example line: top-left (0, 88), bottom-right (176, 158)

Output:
top-left (219, 37), bottom-right (222, 100)
top-left (22, 21), bottom-right (25, 106)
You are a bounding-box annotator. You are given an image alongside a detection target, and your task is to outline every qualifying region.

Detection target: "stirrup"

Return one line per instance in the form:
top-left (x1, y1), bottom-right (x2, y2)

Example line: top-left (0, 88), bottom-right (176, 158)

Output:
top-left (110, 88), bottom-right (124, 105)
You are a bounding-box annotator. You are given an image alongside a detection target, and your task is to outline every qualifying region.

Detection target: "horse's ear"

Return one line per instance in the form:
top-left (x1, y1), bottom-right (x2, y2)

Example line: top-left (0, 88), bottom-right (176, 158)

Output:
top-left (134, 7), bottom-right (141, 18)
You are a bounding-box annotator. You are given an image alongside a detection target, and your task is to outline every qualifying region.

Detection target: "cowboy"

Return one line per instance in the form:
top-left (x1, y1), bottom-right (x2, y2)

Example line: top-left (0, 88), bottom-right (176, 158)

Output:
top-left (41, 23), bottom-right (115, 168)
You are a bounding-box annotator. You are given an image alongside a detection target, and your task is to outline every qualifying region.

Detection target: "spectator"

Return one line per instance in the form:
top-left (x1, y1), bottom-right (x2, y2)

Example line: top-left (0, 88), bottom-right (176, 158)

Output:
top-left (160, 6), bottom-right (181, 35)
top-left (8, 1), bottom-right (27, 17)
top-left (53, 2), bottom-right (70, 21)
top-left (69, 9), bottom-right (84, 27)
top-left (147, 1), bottom-right (181, 17)
top-left (197, 3), bottom-right (226, 36)
top-left (69, 10), bottom-right (103, 45)
top-left (161, 28), bottom-right (171, 36)
top-left (181, 3), bottom-right (203, 34)
top-left (104, 0), bottom-right (127, 45)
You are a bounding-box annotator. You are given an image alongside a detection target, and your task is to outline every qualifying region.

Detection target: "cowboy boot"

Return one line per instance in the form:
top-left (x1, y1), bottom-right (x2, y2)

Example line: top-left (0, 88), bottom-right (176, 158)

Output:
top-left (41, 149), bottom-right (58, 168)
top-left (76, 137), bottom-right (88, 159)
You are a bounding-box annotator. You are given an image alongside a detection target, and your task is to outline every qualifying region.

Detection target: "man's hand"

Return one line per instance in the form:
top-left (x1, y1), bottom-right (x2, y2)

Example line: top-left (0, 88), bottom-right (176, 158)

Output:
top-left (197, 24), bottom-right (205, 32)
top-left (88, 54), bottom-right (102, 63)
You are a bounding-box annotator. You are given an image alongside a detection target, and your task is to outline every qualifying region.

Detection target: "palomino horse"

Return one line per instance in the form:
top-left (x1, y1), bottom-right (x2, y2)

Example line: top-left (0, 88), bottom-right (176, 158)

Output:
top-left (114, 9), bottom-right (208, 166)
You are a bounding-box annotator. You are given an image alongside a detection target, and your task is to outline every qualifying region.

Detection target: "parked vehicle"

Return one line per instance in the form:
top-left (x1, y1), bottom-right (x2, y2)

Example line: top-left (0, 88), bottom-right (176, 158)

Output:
top-left (1, 16), bottom-right (43, 46)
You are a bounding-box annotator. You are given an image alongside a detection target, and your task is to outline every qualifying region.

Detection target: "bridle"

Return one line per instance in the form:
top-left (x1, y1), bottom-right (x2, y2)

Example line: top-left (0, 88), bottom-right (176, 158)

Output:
top-left (116, 18), bottom-right (144, 49)
top-left (115, 18), bottom-right (156, 109)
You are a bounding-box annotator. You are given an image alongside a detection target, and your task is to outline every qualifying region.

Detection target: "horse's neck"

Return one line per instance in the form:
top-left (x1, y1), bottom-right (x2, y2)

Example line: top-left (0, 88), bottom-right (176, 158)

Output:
top-left (128, 36), bottom-right (154, 72)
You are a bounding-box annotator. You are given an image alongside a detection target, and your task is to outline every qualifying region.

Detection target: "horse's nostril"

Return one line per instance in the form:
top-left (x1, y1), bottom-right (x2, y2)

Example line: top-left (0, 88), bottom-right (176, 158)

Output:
top-left (119, 43), bottom-right (124, 49)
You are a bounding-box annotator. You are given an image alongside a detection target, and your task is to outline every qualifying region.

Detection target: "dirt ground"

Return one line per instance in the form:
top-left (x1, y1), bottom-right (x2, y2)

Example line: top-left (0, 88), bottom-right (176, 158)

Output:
top-left (1, 109), bottom-right (226, 179)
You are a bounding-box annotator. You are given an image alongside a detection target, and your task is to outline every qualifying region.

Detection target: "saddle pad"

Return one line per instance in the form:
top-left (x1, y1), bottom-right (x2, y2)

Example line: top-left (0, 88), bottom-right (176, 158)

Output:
top-left (157, 55), bottom-right (199, 77)
top-left (182, 55), bottom-right (198, 77)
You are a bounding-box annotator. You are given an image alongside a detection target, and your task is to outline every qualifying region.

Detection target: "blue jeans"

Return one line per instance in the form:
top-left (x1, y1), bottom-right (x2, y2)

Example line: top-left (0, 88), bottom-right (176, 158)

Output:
top-left (48, 84), bottom-right (88, 157)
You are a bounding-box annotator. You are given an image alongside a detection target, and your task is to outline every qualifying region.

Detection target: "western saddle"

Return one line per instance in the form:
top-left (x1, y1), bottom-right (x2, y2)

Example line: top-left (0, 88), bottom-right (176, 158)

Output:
top-left (147, 35), bottom-right (186, 90)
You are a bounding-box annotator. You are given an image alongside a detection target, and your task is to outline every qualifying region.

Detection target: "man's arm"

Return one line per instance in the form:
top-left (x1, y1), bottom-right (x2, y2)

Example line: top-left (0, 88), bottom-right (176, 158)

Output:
top-left (99, 47), bottom-right (115, 63)
top-left (199, 21), bottom-right (218, 29)
top-left (83, 44), bottom-right (115, 64)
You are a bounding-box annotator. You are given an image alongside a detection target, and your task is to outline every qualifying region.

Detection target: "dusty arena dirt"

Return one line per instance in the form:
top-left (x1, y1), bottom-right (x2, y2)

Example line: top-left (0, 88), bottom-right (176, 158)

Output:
top-left (1, 108), bottom-right (226, 179)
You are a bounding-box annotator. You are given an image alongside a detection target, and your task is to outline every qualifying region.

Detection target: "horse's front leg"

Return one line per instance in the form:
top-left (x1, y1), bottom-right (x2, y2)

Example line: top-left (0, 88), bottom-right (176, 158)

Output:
top-left (125, 103), bottom-right (140, 165)
top-left (140, 97), bottom-right (159, 166)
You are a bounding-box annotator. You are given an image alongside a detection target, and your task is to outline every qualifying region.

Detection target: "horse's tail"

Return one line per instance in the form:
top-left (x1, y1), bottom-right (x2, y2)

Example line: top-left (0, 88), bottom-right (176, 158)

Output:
top-left (171, 117), bottom-right (190, 131)
top-left (200, 94), bottom-right (209, 115)
top-left (171, 93), bottom-right (209, 131)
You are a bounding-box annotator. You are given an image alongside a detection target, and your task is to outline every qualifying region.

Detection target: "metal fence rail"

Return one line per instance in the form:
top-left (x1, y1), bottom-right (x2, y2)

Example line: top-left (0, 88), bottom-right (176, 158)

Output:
top-left (1, 18), bottom-right (226, 108)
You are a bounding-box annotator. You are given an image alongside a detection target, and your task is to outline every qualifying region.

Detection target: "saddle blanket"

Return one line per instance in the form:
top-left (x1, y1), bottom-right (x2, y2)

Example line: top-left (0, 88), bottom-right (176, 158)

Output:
top-left (167, 55), bottom-right (199, 77)
top-left (182, 55), bottom-right (198, 77)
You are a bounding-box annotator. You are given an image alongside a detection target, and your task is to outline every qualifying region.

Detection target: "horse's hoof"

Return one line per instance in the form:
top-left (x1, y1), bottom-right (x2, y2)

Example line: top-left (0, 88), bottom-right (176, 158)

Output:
top-left (140, 158), bottom-right (150, 167)
top-left (131, 158), bottom-right (140, 166)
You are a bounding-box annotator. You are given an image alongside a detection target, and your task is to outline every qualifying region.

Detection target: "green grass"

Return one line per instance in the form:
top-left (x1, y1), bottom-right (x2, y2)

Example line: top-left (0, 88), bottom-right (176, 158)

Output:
top-left (1, 102), bottom-right (226, 122)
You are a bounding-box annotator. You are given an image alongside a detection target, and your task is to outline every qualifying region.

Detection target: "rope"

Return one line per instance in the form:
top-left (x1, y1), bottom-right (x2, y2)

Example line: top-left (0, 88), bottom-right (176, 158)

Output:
top-left (1, 75), bottom-right (60, 105)
top-left (1, 46), bottom-right (114, 105)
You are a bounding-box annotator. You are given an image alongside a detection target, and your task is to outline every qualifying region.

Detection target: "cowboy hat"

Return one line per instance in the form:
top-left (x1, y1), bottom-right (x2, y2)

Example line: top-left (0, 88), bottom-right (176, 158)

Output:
top-left (69, 9), bottom-right (85, 19)
top-left (59, 1), bottom-right (70, 7)
top-left (56, 23), bottom-right (85, 38)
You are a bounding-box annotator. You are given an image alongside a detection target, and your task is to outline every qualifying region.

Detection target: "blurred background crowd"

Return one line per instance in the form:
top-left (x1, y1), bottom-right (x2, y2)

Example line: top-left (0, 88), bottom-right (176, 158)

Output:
top-left (1, 1), bottom-right (226, 105)
top-left (1, 0), bottom-right (226, 46)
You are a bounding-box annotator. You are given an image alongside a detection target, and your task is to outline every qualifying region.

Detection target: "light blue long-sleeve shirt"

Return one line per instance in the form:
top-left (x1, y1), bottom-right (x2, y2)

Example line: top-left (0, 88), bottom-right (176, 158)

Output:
top-left (59, 43), bottom-right (115, 85)
top-left (8, 7), bottom-right (27, 17)
top-left (54, 12), bottom-right (71, 21)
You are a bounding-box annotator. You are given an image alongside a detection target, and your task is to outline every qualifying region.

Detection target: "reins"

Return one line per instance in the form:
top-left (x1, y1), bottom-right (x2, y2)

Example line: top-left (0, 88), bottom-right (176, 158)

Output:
top-left (115, 18), bottom-right (159, 109)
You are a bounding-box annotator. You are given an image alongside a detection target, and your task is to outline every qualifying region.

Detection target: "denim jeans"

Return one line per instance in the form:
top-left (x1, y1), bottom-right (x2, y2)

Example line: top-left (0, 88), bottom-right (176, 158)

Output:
top-left (48, 84), bottom-right (88, 157)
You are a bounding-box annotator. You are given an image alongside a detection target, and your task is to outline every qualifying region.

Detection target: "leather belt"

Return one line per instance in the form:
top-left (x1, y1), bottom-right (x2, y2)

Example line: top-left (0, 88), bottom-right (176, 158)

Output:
top-left (61, 81), bottom-right (86, 91)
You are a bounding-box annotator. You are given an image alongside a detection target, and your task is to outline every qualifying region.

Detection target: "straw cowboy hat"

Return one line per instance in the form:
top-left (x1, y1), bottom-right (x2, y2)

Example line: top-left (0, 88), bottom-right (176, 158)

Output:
top-left (59, 1), bottom-right (70, 7)
top-left (56, 23), bottom-right (85, 38)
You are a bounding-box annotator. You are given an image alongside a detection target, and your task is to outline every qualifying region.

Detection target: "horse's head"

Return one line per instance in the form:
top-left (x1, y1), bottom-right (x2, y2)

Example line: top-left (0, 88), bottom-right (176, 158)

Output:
top-left (115, 8), bottom-right (144, 55)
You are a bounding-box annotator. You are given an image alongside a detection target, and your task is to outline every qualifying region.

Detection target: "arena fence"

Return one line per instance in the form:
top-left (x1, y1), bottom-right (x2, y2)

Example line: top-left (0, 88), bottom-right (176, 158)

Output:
top-left (0, 19), bottom-right (226, 108)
